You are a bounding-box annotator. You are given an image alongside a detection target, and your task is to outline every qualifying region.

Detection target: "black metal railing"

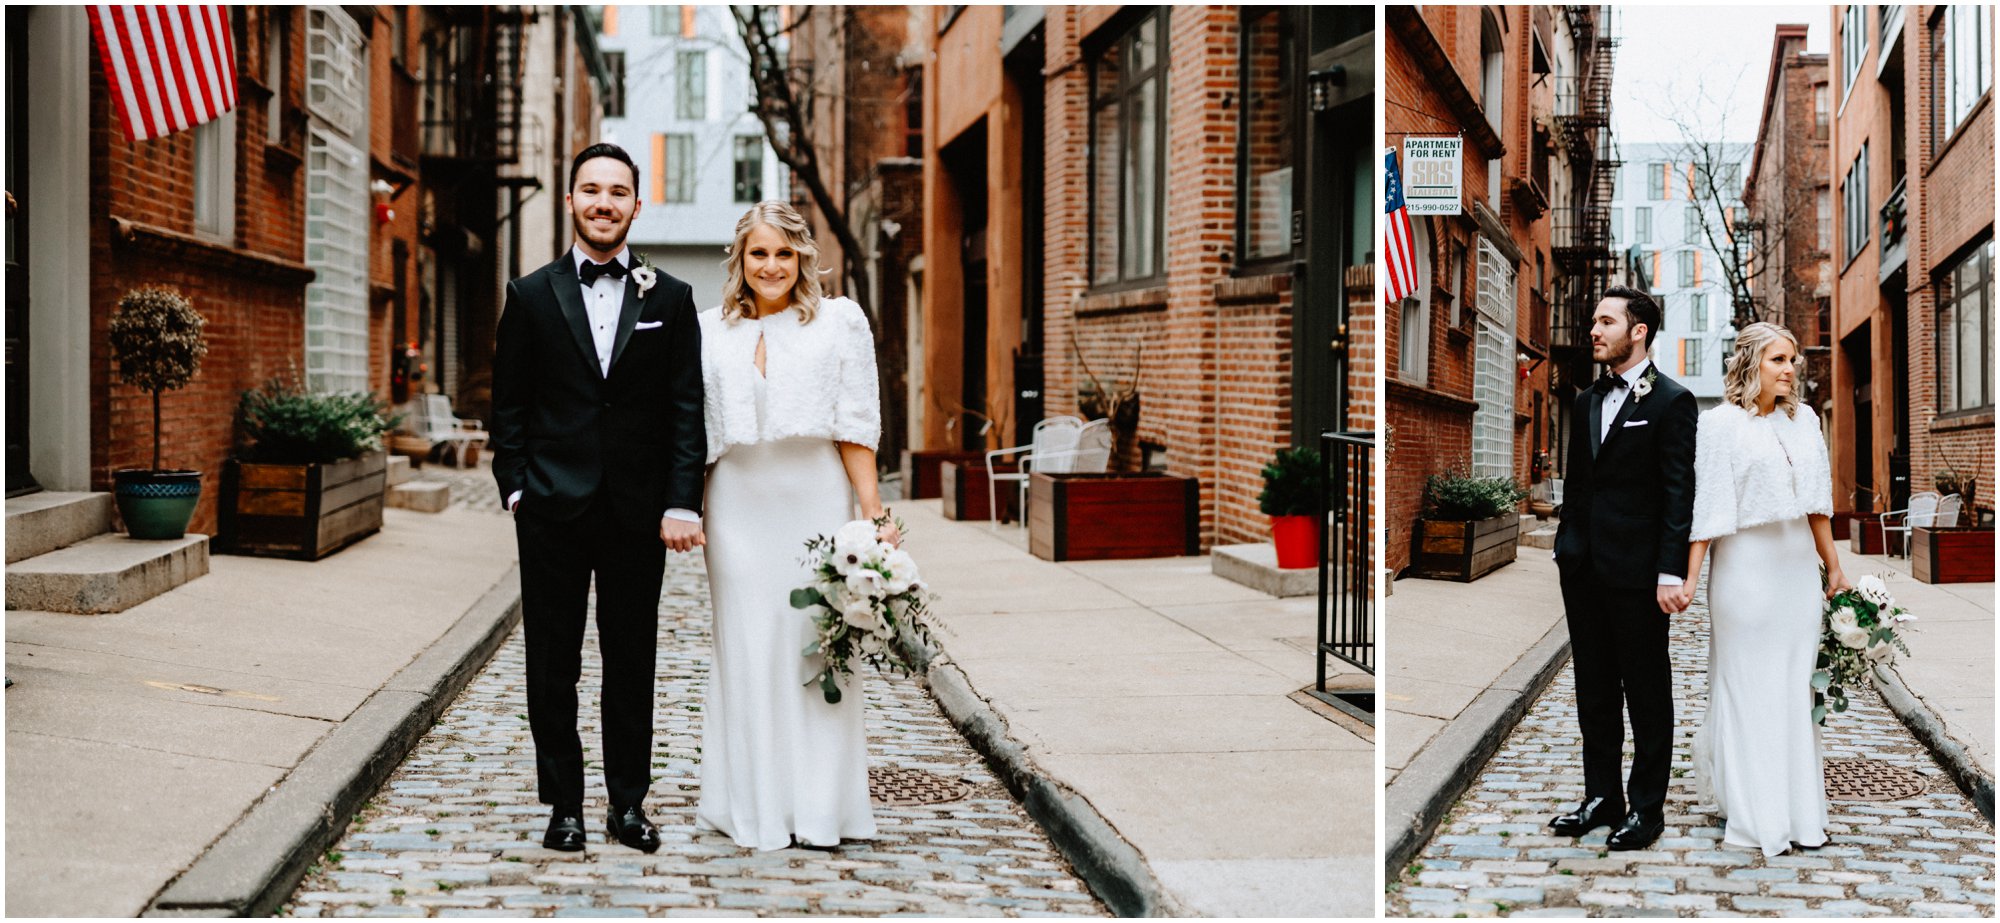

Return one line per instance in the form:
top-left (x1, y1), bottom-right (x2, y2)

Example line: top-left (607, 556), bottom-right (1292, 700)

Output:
top-left (1317, 431), bottom-right (1375, 714)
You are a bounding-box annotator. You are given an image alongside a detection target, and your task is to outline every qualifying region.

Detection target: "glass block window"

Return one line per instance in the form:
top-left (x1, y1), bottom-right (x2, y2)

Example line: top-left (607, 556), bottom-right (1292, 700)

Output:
top-left (305, 125), bottom-right (371, 394)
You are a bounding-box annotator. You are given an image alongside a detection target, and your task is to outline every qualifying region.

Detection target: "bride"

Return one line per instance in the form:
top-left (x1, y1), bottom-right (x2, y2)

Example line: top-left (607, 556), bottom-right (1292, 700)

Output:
top-left (1681, 321), bottom-right (1846, 857)
top-left (695, 201), bottom-right (898, 850)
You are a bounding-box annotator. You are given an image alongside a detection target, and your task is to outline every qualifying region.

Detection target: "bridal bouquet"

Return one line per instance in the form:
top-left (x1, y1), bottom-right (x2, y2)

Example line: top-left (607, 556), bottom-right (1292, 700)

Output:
top-left (791, 519), bottom-right (936, 704)
top-left (1812, 574), bottom-right (1916, 725)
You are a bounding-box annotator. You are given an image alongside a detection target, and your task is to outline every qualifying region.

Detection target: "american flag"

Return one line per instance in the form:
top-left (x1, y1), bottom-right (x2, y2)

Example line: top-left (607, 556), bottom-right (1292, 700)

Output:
top-left (1383, 147), bottom-right (1419, 303)
top-left (87, 5), bottom-right (239, 143)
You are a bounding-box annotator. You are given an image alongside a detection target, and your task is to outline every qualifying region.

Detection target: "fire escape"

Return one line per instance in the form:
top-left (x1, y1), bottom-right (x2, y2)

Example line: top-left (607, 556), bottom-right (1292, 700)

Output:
top-left (421, 7), bottom-right (528, 165)
top-left (1549, 7), bottom-right (1618, 368)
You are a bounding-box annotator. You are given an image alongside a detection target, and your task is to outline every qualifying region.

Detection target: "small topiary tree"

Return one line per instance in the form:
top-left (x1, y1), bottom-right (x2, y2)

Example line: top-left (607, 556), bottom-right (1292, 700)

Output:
top-left (109, 286), bottom-right (208, 472)
top-left (1258, 446), bottom-right (1326, 517)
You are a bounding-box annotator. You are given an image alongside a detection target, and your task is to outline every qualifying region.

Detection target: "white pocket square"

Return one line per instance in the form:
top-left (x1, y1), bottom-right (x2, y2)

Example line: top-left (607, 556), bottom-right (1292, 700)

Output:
top-left (634, 320), bottom-right (664, 330)
top-left (1622, 419), bottom-right (1649, 427)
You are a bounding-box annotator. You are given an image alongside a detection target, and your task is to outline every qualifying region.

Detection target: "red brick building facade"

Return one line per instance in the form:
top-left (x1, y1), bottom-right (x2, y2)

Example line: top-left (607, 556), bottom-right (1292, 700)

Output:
top-left (1744, 25), bottom-right (1833, 421)
top-left (1829, 5), bottom-right (1993, 520)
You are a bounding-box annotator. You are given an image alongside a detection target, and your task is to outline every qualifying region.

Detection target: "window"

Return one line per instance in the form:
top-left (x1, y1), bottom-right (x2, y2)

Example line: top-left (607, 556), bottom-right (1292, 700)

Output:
top-left (1719, 163), bottom-right (1742, 198)
top-left (304, 125), bottom-right (370, 394)
top-left (603, 52), bottom-right (626, 119)
top-left (1399, 217), bottom-right (1432, 384)
top-left (1472, 237), bottom-right (1516, 478)
top-left (1679, 251), bottom-right (1696, 288)
top-left (1633, 206), bottom-right (1652, 244)
top-left (1939, 4), bottom-right (1992, 142)
top-left (1817, 186), bottom-right (1832, 252)
top-left (1692, 293), bottom-right (1709, 331)
top-left (1937, 238), bottom-right (1993, 413)
top-left (1089, 9), bottom-right (1167, 287)
top-left (651, 5), bottom-right (678, 35)
top-left (1843, 143), bottom-right (1869, 262)
top-left (733, 135), bottom-right (763, 203)
top-left (1842, 3), bottom-right (1867, 102)
top-left (664, 133), bottom-right (695, 203)
top-left (1479, 12), bottom-right (1505, 135)
top-left (304, 7), bottom-right (364, 137)
top-left (1685, 206), bottom-right (1701, 241)
top-left (1814, 83), bottom-right (1829, 140)
top-left (192, 112), bottom-right (237, 242)
top-left (264, 10), bottom-right (286, 144)
top-left (1685, 341), bottom-right (1704, 377)
top-left (1238, 7), bottom-right (1293, 264)
top-left (1648, 162), bottom-right (1667, 200)
top-left (677, 51), bottom-right (707, 121)
top-left (1611, 207), bottom-right (1623, 246)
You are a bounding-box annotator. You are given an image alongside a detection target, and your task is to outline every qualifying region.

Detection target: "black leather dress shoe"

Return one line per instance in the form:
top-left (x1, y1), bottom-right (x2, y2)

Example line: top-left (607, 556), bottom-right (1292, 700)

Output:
top-left (1607, 809), bottom-right (1665, 851)
top-left (543, 805), bottom-right (586, 851)
top-left (606, 803), bottom-right (661, 853)
top-left (1549, 797), bottom-right (1624, 837)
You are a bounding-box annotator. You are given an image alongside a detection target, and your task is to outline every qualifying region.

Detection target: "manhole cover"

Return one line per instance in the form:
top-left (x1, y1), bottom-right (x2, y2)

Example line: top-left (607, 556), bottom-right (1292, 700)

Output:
top-left (869, 766), bottom-right (974, 805)
top-left (1824, 757), bottom-right (1930, 801)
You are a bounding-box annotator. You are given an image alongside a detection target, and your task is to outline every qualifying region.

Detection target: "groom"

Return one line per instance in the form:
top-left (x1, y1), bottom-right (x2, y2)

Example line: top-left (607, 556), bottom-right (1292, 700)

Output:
top-left (491, 143), bottom-right (707, 853)
top-left (1550, 286), bottom-right (1697, 851)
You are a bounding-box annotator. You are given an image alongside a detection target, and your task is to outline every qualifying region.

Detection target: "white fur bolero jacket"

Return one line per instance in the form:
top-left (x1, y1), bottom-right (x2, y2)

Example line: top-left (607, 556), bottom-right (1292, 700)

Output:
top-left (698, 296), bottom-right (881, 464)
top-left (1689, 402), bottom-right (1834, 542)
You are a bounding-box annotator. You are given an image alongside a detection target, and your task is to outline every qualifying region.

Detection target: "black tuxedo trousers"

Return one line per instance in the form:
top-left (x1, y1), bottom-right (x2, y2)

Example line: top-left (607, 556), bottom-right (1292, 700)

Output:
top-left (515, 492), bottom-right (666, 809)
top-left (1560, 573), bottom-right (1673, 816)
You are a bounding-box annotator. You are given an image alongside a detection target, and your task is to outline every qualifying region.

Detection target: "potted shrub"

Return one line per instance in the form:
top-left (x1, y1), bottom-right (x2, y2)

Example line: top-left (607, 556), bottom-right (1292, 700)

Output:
top-left (217, 374), bottom-right (399, 560)
top-left (1258, 446), bottom-right (1325, 569)
top-left (108, 286), bottom-right (209, 539)
top-left (1410, 470), bottom-right (1527, 582)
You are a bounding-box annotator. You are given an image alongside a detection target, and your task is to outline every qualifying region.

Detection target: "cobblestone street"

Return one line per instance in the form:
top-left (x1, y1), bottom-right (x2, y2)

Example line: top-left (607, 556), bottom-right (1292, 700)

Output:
top-left (285, 464), bottom-right (1104, 917)
top-left (1389, 580), bottom-right (1996, 918)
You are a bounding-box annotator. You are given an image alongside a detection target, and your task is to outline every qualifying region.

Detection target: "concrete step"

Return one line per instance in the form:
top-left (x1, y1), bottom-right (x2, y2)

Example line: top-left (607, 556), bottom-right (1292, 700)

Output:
top-left (7, 533), bottom-right (210, 614)
top-left (1520, 525), bottom-right (1559, 550)
top-left (1211, 543), bottom-right (1317, 598)
top-left (385, 454), bottom-right (413, 487)
top-left (386, 481), bottom-right (450, 513)
top-left (5, 492), bottom-right (117, 564)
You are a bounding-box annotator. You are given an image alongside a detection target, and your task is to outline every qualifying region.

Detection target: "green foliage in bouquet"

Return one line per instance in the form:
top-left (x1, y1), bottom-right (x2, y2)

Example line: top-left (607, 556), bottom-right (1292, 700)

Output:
top-left (110, 285), bottom-right (209, 471)
top-left (1812, 571), bottom-right (1915, 726)
top-left (791, 518), bottom-right (937, 704)
top-left (236, 373), bottom-right (401, 465)
top-left (1258, 446), bottom-right (1325, 517)
top-left (1422, 470), bottom-right (1527, 521)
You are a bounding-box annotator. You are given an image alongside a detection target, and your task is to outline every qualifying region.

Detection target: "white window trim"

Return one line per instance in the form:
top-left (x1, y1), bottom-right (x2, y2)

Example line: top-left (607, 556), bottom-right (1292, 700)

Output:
top-left (192, 110), bottom-right (237, 244)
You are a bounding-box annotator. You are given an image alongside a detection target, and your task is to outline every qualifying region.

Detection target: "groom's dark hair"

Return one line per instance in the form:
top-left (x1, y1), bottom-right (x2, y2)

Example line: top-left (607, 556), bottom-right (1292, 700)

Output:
top-left (1603, 285), bottom-right (1662, 348)
top-left (569, 143), bottom-right (641, 195)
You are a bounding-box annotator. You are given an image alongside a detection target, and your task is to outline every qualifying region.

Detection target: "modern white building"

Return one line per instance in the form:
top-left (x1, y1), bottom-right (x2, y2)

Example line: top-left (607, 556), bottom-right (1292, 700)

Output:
top-left (1610, 141), bottom-right (1753, 408)
top-left (597, 4), bottom-right (786, 303)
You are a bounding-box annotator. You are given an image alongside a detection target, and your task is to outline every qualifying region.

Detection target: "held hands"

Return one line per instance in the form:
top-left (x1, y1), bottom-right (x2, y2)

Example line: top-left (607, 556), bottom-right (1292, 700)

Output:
top-left (1656, 582), bottom-right (1693, 615)
top-left (660, 517), bottom-right (705, 553)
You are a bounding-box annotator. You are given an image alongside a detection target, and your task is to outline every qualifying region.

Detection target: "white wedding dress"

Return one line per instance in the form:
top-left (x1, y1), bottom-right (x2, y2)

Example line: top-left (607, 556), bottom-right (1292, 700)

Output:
top-left (696, 362), bottom-right (876, 850)
top-left (1690, 404), bottom-right (1832, 857)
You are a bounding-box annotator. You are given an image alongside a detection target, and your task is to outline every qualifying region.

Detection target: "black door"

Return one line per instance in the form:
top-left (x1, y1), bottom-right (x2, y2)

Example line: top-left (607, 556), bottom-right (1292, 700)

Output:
top-left (1293, 8), bottom-right (1372, 442)
top-left (6, 7), bottom-right (38, 496)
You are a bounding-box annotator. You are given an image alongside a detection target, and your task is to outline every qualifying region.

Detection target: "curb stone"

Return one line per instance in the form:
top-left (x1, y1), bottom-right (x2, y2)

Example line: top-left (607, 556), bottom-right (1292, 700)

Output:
top-left (142, 565), bottom-right (524, 918)
top-left (1874, 661), bottom-right (1996, 823)
top-left (1384, 618), bottom-right (1573, 885)
top-left (897, 625), bottom-right (1186, 918)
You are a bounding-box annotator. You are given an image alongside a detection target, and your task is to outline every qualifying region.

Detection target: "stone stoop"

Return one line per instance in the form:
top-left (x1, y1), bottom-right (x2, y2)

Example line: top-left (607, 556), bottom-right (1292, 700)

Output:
top-left (1520, 515), bottom-right (1560, 549)
top-left (385, 454), bottom-right (413, 487)
top-left (5, 492), bottom-right (116, 564)
top-left (387, 480), bottom-right (450, 513)
top-left (7, 533), bottom-right (210, 614)
top-left (1210, 543), bottom-right (1318, 597)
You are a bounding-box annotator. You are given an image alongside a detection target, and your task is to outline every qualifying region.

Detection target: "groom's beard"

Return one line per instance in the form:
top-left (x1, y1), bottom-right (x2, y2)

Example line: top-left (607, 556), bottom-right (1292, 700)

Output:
top-left (1597, 338), bottom-right (1634, 369)
top-left (572, 210), bottom-right (633, 254)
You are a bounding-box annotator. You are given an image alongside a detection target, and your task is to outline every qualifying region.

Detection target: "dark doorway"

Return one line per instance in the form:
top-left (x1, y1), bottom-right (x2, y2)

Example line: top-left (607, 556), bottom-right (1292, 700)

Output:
top-left (1006, 24), bottom-right (1046, 449)
top-left (6, 6), bottom-right (38, 496)
top-left (1295, 7), bottom-right (1372, 442)
top-left (944, 125), bottom-right (990, 452)
top-left (1845, 325), bottom-right (1875, 511)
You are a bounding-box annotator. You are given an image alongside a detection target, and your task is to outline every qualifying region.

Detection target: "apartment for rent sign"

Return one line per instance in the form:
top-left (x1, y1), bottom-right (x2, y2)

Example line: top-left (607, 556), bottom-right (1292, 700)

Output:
top-left (1402, 137), bottom-right (1463, 215)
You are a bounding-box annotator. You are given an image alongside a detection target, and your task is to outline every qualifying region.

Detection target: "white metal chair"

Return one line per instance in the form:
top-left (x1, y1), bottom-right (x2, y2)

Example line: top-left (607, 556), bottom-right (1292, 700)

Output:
top-left (1880, 491), bottom-right (1946, 558)
top-left (992, 419), bottom-right (1115, 528)
top-left (984, 416), bottom-right (1084, 528)
top-left (410, 393), bottom-right (489, 469)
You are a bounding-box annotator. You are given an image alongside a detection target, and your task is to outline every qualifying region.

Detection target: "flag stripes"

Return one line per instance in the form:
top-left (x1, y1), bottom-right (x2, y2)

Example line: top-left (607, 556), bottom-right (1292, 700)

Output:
top-left (87, 5), bottom-right (238, 143)
top-left (1383, 148), bottom-right (1420, 304)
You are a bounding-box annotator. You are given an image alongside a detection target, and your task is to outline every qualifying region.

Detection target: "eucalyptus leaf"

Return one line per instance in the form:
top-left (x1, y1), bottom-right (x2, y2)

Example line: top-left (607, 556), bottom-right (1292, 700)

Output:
top-left (1810, 671), bottom-right (1831, 691)
top-left (1811, 704), bottom-right (1827, 725)
top-left (791, 587), bottom-right (827, 610)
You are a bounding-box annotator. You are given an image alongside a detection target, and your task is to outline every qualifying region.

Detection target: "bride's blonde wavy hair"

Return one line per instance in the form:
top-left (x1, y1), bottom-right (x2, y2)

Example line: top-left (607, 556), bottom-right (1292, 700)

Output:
top-left (719, 201), bottom-right (826, 325)
top-left (1722, 321), bottom-right (1801, 418)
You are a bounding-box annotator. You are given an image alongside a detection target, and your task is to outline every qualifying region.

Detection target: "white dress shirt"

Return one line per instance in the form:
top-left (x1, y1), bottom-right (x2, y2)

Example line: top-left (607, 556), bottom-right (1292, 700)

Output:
top-left (508, 246), bottom-right (700, 526)
top-left (1599, 360), bottom-right (1648, 443)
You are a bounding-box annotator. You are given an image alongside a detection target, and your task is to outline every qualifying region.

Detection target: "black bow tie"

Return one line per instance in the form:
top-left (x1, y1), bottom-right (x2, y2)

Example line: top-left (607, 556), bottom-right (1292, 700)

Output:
top-left (1593, 373), bottom-right (1630, 396)
top-left (579, 259), bottom-right (629, 286)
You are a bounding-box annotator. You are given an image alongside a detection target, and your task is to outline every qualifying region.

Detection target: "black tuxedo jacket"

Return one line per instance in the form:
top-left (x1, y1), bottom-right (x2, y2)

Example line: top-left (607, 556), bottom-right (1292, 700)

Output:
top-left (1553, 362), bottom-right (1698, 589)
top-left (490, 253), bottom-right (706, 531)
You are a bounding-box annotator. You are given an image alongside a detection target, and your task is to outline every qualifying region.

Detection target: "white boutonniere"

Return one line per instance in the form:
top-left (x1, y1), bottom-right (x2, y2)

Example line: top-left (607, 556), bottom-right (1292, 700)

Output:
top-left (1632, 367), bottom-right (1656, 403)
top-left (630, 253), bottom-right (658, 296)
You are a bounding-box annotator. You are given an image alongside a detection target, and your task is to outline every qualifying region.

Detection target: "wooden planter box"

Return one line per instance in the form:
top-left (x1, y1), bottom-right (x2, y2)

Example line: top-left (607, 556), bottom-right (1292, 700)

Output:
top-left (1911, 526), bottom-right (1994, 584)
top-left (940, 461), bottom-right (1020, 522)
top-left (902, 450), bottom-right (990, 501)
top-left (1027, 472), bottom-right (1199, 561)
top-left (1849, 515), bottom-right (1901, 556)
top-left (1410, 514), bottom-right (1520, 582)
top-left (218, 452), bottom-right (387, 560)
top-left (1831, 510), bottom-right (1870, 541)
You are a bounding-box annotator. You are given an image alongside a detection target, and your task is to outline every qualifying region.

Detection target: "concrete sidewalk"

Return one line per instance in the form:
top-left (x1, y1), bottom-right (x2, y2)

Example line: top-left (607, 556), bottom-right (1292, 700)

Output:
top-left (898, 499), bottom-right (1375, 917)
top-left (5, 506), bottom-right (519, 917)
top-left (1836, 543), bottom-right (1995, 785)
